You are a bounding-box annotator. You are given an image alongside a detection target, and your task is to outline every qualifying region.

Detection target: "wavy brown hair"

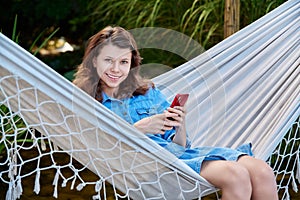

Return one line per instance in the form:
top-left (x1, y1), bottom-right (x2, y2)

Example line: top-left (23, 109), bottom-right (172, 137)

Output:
top-left (73, 26), bottom-right (152, 102)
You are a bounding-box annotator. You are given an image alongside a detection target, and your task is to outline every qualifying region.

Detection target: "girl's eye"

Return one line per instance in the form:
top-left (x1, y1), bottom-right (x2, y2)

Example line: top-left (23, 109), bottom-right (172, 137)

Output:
top-left (105, 58), bottom-right (113, 63)
top-left (121, 60), bottom-right (129, 64)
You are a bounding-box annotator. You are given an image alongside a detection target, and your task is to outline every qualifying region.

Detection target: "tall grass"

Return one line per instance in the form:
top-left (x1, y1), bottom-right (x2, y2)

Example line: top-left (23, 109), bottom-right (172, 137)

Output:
top-left (86, 0), bottom-right (286, 51)
top-left (180, 0), bottom-right (223, 48)
top-left (241, 0), bottom-right (287, 25)
top-left (87, 0), bottom-right (221, 49)
top-left (9, 15), bottom-right (60, 56)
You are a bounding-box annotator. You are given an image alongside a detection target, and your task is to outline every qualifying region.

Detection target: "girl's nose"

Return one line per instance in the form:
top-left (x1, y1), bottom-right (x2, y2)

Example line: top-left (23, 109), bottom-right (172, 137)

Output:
top-left (111, 60), bottom-right (120, 72)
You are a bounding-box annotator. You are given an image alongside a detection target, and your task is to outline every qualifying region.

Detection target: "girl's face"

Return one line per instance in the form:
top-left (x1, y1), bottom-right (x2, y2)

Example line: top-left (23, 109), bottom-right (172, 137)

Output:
top-left (93, 44), bottom-right (132, 96)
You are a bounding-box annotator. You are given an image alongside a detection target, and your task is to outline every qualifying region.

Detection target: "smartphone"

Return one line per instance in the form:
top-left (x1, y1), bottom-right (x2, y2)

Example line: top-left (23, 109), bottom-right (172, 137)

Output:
top-left (170, 94), bottom-right (189, 108)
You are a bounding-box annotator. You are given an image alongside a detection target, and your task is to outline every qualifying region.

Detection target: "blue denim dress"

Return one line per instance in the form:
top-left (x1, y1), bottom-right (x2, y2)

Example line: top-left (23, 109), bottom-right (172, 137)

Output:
top-left (101, 87), bottom-right (253, 173)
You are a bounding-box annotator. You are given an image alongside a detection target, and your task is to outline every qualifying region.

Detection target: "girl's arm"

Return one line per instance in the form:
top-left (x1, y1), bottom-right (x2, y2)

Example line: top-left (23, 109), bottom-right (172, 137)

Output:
top-left (133, 112), bottom-right (178, 135)
top-left (133, 106), bottom-right (187, 147)
top-left (166, 106), bottom-right (187, 147)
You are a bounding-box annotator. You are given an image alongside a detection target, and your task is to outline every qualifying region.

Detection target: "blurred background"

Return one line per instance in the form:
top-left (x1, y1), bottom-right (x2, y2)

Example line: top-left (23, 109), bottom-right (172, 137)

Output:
top-left (0, 0), bottom-right (286, 81)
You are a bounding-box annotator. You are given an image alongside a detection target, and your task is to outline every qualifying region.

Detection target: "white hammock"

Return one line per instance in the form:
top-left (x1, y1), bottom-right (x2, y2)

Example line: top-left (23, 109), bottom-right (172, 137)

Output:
top-left (0, 0), bottom-right (299, 199)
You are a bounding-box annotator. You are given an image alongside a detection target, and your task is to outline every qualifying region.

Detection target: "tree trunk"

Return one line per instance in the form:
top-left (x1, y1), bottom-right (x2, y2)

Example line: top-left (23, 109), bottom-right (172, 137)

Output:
top-left (224, 0), bottom-right (240, 38)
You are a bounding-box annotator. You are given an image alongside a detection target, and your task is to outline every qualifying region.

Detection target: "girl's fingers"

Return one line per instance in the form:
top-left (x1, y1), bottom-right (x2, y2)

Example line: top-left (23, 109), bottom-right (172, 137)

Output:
top-left (167, 107), bottom-right (185, 117)
top-left (150, 112), bottom-right (184, 134)
top-left (165, 107), bottom-right (185, 125)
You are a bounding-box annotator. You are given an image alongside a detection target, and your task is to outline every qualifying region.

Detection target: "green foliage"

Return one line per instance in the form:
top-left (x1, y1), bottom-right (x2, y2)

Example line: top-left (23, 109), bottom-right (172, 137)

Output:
top-left (180, 0), bottom-right (223, 48)
top-left (0, 105), bottom-right (31, 154)
top-left (85, 0), bottom-right (286, 50)
top-left (86, 0), bottom-right (223, 49)
top-left (8, 15), bottom-right (60, 56)
top-left (78, 0), bottom-right (286, 68)
top-left (30, 28), bottom-right (60, 56)
top-left (11, 15), bottom-right (19, 43)
top-left (0, 0), bottom-right (88, 49)
top-left (0, 0), bottom-right (287, 73)
top-left (240, 0), bottom-right (287, 26)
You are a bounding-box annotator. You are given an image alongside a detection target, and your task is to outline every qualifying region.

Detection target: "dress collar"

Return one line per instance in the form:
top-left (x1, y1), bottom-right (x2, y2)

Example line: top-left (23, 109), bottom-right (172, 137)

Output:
top-left (102, 92), bottom-right (125, 103)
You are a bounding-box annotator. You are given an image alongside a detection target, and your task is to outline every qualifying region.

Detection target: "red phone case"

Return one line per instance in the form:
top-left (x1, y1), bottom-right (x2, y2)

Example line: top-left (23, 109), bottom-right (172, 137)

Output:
top-left (170, 94), bottom-right (189, 108)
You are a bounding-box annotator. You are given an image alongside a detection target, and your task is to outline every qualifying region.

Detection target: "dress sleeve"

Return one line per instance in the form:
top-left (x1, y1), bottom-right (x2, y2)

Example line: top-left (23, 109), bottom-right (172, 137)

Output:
top-left (151, 87), bottom-right (170, 111)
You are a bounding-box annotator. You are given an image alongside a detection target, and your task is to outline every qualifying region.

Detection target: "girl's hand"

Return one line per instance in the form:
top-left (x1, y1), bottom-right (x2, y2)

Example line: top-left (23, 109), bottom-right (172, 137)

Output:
top-left (166, 106), bottom-right (186, 125)
top-left (133, 112), bottom-right (180, 135)
top-left (167, 106), bottom-right (187, 147)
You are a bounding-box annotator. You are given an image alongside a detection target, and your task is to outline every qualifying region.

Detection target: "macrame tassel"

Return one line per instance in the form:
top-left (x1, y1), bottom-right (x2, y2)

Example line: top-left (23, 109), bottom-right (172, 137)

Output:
top-left (52, 168), bottom-right (60, 198)
top-left (15, 179), bottom-right (23, 199)
top-left (296, 153), bottom-right (300, 183)
top-left (76, 183), bottom-right (85, 191)
top-left (92, 194), bottom-right (101, 200)
top-left (62, 179), bottom-right (68, 187)
top-left (95, 180), bottom-right (102, 193)
top-left (13, 150), bottom-right (18, 176)
top-left (284, 188), bottom-right (290, 200)
top-left (91, 180), bottom-right (103, 200)
top-left (6, 182), bottom-right (13, 200)
top-left (291, 173), bottom-right (298, 193)
top-left (71, 174), bottom-right (77, 190)
top-left (34, 170), bottom-right (41, 194)
top-left (93, 180), bottom-right (106, 200)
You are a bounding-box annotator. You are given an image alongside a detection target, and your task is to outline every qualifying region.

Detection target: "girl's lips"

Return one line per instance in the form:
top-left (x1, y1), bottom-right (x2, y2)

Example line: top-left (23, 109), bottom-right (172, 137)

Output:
top-left (106, 73), bottom-right (121, 80)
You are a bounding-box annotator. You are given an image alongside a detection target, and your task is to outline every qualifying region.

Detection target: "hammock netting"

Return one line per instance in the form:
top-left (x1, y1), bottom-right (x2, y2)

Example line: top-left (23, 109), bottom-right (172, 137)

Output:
top-left (0, 0), bottom-right (299, 199)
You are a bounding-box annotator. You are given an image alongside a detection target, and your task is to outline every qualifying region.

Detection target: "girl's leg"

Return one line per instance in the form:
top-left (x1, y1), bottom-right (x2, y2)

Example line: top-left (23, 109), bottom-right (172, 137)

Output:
top-left (200, 160), bottom-right (252, 200)
top-left (237, 156), bottom-right (278, 200)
